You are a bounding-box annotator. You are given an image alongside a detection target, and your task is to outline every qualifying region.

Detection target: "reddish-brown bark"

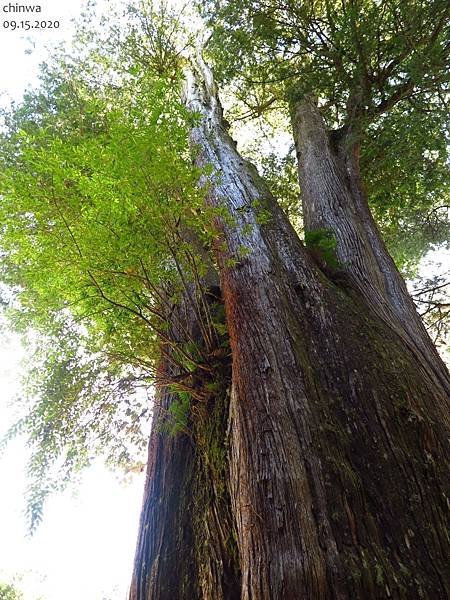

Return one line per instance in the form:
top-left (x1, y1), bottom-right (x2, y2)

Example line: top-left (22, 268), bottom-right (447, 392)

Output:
top-left (130, 61), bottom-right (449, 599)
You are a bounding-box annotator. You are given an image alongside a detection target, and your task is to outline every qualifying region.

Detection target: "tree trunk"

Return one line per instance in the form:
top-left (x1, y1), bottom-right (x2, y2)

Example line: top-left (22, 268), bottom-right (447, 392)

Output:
top-left (129, 355), bottom-right (241, 600)
top-left (129, 364), bottom-right (199, 600)
top-left (289, 98), bottom-right (450, 395)
top-left (131, 61), bottom-right (450, 599)
top-left (129, 288), bottom-right (241, 599)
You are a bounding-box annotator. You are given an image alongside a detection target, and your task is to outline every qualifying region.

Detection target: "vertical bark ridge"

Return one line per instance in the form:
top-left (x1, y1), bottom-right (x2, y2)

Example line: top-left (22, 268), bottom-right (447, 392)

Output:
top-left (290, 99), bottom-right (450, 396)
top-left (184, 57), bottom-right (450, 599)
top-left (129, 290), bottom-right (240, 600)
top-left (193, 384), bottom-right (242, 600)
top-left (129, 362), bottom-right (199, 600)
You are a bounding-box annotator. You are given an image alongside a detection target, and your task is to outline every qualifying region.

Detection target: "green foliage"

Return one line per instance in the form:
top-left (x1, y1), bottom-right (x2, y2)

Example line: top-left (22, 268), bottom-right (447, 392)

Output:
top-left (203, 0), bottom-right (449, 125)
top-left (211, 306), bottom-right (227, 337)
top-left (161, 391), bottom-right (191, 436)
top-left (305, 229), bottom-right (340, 269)
top-left (362, 105), bottom-right (450, 276)
top-left (1, 0), bottom-right (447, 533)
top-left (0, 7), bottom-right (220, 530)
top-left (125, 0), bottom-right (193, 77)
top-left (6, 323), bottom-right (150, 531)
top-left (0, 583), bottom-right (23, 600)
top-left (258, 149), bottom-right (302, 228)
top-left (202, 0), bottom-right (450, 270)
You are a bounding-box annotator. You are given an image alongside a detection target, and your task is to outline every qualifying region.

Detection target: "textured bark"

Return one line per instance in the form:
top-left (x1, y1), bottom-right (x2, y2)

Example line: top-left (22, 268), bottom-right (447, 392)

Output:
top-left (183, 59), bottom-right (450, 599)
top-left (129, 369), bottom-right (199, 600)
top-left (130, 359), bottom-right (240, 600)
top-left (130, 61), bottom-right (449, 599)
top-left (290, 99), bottom-right (450, 395)
top-left (193, 383), bottom-right (242, 600)
top-left (129, 292), bottom-right (240, 600)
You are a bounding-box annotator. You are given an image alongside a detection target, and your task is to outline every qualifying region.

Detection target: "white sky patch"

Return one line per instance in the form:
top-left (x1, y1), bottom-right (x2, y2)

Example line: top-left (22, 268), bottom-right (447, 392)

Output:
top-left (0, 0), bottom-right (80, 105)
top-left (0, 2), bottom-right (145, 599)
top-left (0, 330), bottom-right (145, 600)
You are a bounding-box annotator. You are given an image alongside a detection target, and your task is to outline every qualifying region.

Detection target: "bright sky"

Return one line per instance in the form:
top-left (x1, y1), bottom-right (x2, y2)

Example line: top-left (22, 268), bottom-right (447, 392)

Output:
top-left (0, 0), bottom-right (78, 104)
top-left (0, 2), bottom-right (145, 599)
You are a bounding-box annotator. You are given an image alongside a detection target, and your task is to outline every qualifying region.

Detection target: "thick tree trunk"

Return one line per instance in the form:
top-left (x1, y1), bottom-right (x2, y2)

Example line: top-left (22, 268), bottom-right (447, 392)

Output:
top-left (290, 99), bottom-right (450, 395)
top-left (131, 61), bottom-right (449, 599)
top-left (130, 290), bottom-right (241, 599)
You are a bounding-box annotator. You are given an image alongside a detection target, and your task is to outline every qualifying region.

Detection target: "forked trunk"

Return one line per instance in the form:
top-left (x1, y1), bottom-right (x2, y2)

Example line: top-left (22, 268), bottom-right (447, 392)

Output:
top-left (131, 62), bottom-right (449, 599)
top-left (290, 99), bottom-right (450, 394)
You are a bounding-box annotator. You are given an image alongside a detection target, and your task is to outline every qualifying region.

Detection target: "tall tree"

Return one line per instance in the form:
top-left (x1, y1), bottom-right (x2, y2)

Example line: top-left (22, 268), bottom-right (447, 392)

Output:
top-left (131, 1), bottom-right (450, 597)
top-left (1, 1), bottom-right (449, 599)
top-left (203, 0), bottom-right (450, 270)
top-left (131, 58), bottom-right (449, 598)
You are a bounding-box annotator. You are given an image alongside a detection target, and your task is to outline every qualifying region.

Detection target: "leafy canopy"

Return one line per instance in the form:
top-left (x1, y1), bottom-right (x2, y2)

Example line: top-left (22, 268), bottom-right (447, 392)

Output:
top-left (0, 24), bottom-right (218, 529)
top-left (201, 0), bottom-right (450, 272)
top-left (1, 0), bottom-right (449, 528)
top-left (0, 582), bottom-right (24, 600)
